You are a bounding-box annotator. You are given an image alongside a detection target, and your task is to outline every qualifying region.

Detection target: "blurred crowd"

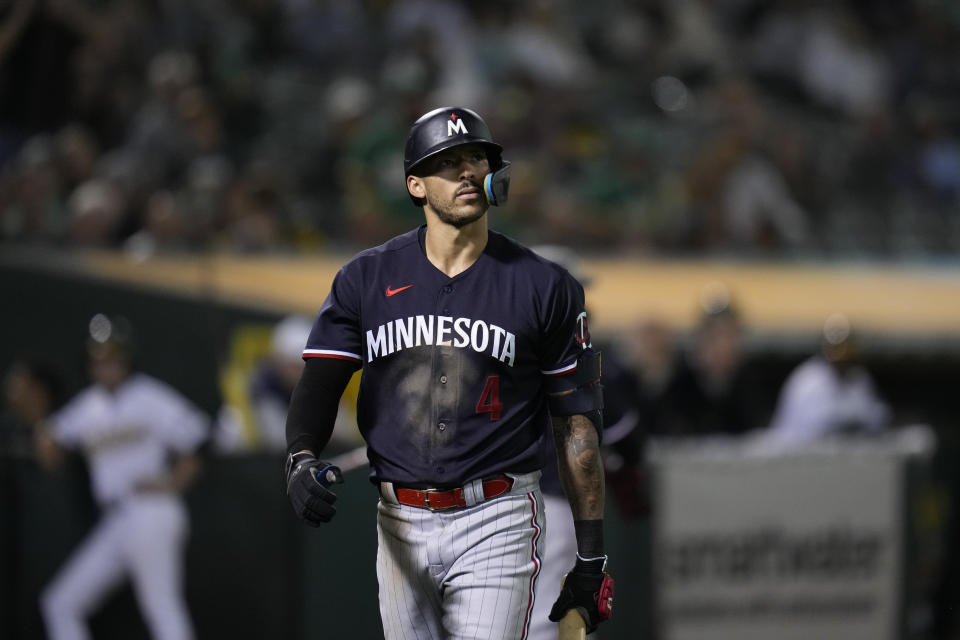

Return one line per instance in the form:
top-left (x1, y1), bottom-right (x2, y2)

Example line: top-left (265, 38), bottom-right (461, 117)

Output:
top-left (2, 0), bottom-right (960, 259)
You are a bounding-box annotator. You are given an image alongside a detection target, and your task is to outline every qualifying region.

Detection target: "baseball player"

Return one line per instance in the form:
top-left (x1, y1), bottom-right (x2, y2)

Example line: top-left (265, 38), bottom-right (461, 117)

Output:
top-left (284, 107), bottom-right (614, 639)
top-left (28, 314), bottom-right (208, 640)
top-left (214, 314), bottom-right (361, 453)
top-left (759, 313), bottom-right (890, 451)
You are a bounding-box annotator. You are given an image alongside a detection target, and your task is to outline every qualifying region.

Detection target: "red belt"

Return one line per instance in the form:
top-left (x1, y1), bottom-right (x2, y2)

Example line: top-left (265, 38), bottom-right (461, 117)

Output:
top-left (393, 475), bottom-right (514, 511)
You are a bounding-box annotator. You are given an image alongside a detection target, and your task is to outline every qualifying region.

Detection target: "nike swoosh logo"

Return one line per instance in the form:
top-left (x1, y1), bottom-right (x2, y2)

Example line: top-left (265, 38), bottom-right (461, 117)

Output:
top-left (385, 284), bottom-right (414, 297)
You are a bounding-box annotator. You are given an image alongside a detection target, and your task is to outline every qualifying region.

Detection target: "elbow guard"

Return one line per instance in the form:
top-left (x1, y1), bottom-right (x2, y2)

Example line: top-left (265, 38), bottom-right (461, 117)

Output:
top-left (544, 350), bottom-right (604, 417)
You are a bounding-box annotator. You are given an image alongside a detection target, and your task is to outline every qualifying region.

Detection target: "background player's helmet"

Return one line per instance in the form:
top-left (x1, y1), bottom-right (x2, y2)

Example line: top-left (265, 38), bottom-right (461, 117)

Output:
top-left (86, 313), bottom-right (136, 360)
top-left (403, 107), bottom-right (510, 206)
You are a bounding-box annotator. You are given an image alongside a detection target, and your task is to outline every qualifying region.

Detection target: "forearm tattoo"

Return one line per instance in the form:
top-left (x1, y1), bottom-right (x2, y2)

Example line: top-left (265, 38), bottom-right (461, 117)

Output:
top-left (552, 415), bottom-right (604, 520)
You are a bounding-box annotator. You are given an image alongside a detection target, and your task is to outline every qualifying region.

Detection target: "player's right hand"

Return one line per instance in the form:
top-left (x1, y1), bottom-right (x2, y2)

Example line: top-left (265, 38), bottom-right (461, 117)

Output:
top-left (284, 451), bottom-right (344, 526)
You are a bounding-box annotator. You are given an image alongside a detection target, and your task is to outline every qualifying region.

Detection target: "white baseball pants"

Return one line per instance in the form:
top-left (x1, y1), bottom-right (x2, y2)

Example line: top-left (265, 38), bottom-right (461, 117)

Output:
top-left (376, 471), bottom-right (545, 640)
top-left (40, 494), bottom-right (194, 640)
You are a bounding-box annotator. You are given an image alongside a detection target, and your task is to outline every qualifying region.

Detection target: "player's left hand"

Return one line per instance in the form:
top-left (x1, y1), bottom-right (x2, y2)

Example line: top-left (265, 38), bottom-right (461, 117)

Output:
top-left (284, 451), bottom-right (344, 526)
top-left (548, 555), bottom-right (615, 633)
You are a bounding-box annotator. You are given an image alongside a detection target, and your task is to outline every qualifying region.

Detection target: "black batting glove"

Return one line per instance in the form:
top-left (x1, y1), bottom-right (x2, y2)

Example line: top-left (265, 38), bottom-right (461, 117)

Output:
top-left (284, 451), bottom-right (343, 526)
top-left (548, 555), bottom-right (615, 634)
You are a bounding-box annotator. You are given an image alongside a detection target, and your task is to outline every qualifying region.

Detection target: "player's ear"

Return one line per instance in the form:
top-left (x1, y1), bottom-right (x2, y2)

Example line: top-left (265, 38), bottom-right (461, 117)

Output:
top-left (407, 175), bottom-right (426, 200)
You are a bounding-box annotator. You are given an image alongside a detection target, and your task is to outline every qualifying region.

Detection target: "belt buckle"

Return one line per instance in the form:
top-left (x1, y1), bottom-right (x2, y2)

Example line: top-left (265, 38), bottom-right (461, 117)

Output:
top-left (423, 489), bottom-right (447, 511)
top-left (423, 488), bottom-right (458, 511)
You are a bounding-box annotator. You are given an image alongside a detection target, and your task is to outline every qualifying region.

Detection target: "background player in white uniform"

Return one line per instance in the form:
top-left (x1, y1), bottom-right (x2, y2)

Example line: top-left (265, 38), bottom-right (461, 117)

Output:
top-left (284, 107), bottom-right (614, 639)
top-left (757, 313), bottom-right (890, 452)
top-left (28, 314), bottom-right (209, 640)
top-left (213, 314), bottom-right (362, 453)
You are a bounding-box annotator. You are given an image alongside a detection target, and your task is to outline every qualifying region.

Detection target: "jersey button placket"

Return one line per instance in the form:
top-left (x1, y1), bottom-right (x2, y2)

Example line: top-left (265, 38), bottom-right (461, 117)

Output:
top-left (441, 284), bottom-right (452, 314)
top-left (434, 285), bottom-right (454, 450)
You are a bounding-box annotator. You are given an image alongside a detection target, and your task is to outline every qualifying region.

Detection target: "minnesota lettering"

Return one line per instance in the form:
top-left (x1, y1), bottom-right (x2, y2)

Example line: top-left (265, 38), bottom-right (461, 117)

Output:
top-left (366, 315), bottom-right (516, 366)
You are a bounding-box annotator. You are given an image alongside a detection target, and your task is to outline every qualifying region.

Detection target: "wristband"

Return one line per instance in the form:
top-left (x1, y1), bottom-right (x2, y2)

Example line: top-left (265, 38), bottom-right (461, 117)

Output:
top-left (574, 519), bottom-right (605, 557)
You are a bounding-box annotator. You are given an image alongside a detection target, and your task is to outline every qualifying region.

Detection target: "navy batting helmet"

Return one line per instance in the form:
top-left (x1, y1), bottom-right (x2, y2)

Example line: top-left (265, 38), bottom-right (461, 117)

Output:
top-left (403, 107), bottom-right (511, 206)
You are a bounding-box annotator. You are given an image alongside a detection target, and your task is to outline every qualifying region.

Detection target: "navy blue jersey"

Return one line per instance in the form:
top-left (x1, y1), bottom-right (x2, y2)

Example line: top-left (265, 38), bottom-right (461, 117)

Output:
top-left (304, 226), bottom-right (594, 486)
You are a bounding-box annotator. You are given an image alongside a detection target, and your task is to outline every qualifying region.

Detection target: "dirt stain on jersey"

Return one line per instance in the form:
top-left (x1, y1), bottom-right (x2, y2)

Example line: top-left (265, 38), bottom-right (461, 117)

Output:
top-left (391, 349), bottom-right (437, 455)
top-left (388, 346), bottom-right (486, 461)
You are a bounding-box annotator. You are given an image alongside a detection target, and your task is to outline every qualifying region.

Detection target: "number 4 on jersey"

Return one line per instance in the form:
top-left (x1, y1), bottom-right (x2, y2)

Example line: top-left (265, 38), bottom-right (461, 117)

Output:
top-left (475, 375), bottom-right (503, 421)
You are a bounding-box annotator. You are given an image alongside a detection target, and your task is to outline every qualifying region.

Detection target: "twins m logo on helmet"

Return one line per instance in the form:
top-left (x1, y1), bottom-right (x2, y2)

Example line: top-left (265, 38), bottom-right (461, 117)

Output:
top-left (366, 314), bottom-right (517, 366)
top-left (447, 114), bottom-right (468, 136)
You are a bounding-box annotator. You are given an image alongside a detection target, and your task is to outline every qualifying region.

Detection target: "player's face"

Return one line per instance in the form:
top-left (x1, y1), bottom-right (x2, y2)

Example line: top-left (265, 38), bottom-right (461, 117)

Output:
top-left (417, 144), bottom-right (490, 228)
top-left (697, 316), bottom-right (742, 374)
top-left (89, 346), bottom-right (130, 391)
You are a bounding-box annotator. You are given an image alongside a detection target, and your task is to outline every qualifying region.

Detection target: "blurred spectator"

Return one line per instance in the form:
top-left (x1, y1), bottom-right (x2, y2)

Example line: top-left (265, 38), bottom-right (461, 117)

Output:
top-left (1, 135), bottom-right (67, 243)
top-left (685, 81), bottom-right (811, 252)
top-left (612, 315), bottom-right (680, 441)
top-left (759, 313), bottom-right (891, 451)
top-left (912, 102), bottom-right (960, 206)
top-left (55, 125), bottom-right (99, 192)
top-left (280, 0), bottom-right (370, 68)
top-left (748, 3), bottom-right (893, 117)
top-left (385, 0), bottom-right (482, 105)
top-left (123, 189), bottom-right (192, 259)
top-left (66, 177), bottom-right (125, 246)
top-left (722, 146), bottom-right (810, 250)
top-left (659, 0), bottom-right (735, 78)
top-left (13, 313), bottom-right (209, 640)
top-left (218, 166), bottom-right (290, 252)
top-left (666, 289), bottom-right (766, 436)
top-left (120, 49), bottom-right (202, 193)
top-left (1, 0), bottom-right (959, 257)
top-left (623, 287), bottom-right (765, 440)
top-left (797, 7), bottom-right (892, 117)
top-left (215, 314), bottom-right (361, 454)
top-left (494, 3), bottom-right (595, 90)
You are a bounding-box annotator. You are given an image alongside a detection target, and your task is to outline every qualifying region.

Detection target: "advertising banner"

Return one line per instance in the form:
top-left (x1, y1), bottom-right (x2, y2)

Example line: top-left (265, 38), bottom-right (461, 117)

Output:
top-left (653, 445), bottom-right (902, 640)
